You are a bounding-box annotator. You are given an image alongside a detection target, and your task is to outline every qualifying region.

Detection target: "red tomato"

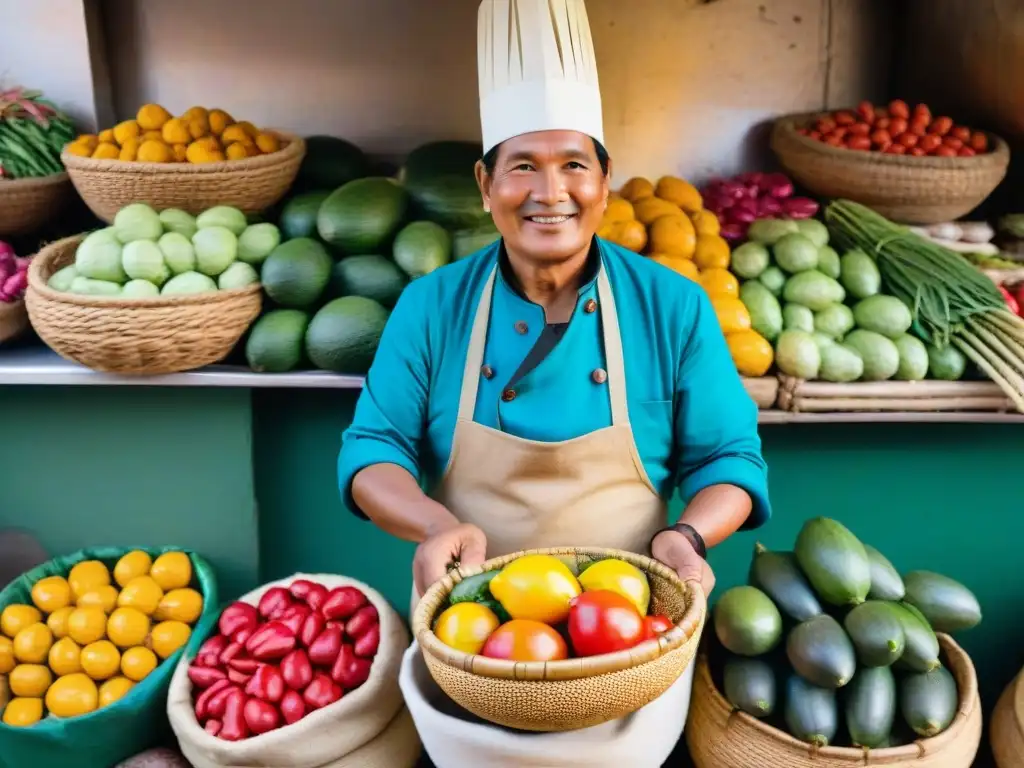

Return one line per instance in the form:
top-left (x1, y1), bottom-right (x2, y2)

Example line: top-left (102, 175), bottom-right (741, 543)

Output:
top-left (889, 100), bottom-right (910, 120)
top-left (958, 147), bottom-right (976, 157)
top-left (643, 614), bottom-right (673, 639)
top-left (951, 125), bottom-right (972, 143)
top-left (834, 111), bottom-right (857, 126)
top-left (480, 620), bottom-right (568, 662)
top-left (825, 135), bottom-right (844, 148)
top-left (848, 122), bottom-right (871, 136)
top-left (919, 134), bottom-right (942, 153)
top-left (898, 133), bottom-right (919, 148)
top-left (910, 147), bottom-right (927, 157)
top-left (909, 117), bottom-right (930, 137)
top-left (870, 129), bottom-right (891, 146)
top-left (816, 118), bottom-right (837, 134)
top-left (875, 117), bottom-right (891, 130)
top-left (913, 103), bottom-right (932, 123)
top-left (884, 144), bottom-right (907, 155)
top-left (934, 146), bottom-right (957, 158)
top-left (568, 590), bottom-right (646, 658)
top-left (929, 116), bottom-right (953, 136)
top-left (832, 127), bottom-right (849, 140)
top-left (847, 136), bottom-right (872, 151)
top-left (857, 101), bottom-right (876, 123)
top-left (970, 132), bottom-right (989, 152)
top-left (809, 130), bottom-right (822, 141)
top-left (942, 136), bottom-right (963, 150)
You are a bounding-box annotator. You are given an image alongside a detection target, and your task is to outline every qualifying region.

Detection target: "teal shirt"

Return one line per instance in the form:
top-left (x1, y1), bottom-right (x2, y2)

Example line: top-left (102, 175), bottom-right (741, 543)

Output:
top-left (337, 238), bottom-right (771, 527)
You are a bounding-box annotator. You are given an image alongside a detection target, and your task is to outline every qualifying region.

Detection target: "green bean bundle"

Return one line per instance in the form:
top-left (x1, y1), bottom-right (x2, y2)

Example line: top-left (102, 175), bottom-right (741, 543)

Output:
top-left (0, 87), bottom-right (75, 179)
top-left (826, 199), bottom-right (1024, 411)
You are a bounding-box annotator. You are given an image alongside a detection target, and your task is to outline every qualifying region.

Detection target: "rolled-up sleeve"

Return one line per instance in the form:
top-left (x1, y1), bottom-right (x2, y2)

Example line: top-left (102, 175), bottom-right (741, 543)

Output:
top-left (674, 290), bottom-right (771, 528)
top-left (337, 283), bottom-right (431, 518)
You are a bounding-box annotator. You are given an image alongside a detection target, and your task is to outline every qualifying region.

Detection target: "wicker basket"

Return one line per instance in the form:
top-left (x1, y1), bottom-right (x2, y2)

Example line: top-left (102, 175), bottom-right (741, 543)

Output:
top-left (0, 173), bottom-right (74, 237)
top-left (991, 669), bottom-right (1024, 768)
top-left (742, 376), bottom-right (779, 409)
top-left (25, 235), bottom-right (262, 375)
top-left (0, 299), bottom-right (29, 344)
top-left (412, 546), bottom-right (706, 733)
top-left (776, 375), bottom-right (1016, 414)
top-left (771, 112), bottom-right (1010, 225)
top-left (60, 132), bottom-right (305, 223)
top-left (686, 634), bottom-right (982, 768)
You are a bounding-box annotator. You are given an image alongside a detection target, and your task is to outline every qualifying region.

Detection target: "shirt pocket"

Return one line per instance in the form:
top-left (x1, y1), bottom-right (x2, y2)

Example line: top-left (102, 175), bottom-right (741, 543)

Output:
top-left (632, 399), bottom-right (675, 471)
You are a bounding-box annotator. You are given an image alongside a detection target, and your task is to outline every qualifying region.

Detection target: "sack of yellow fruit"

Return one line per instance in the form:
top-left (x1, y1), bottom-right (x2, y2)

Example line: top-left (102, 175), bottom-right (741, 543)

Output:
top-left (0, 545), bottom-right (218, 768)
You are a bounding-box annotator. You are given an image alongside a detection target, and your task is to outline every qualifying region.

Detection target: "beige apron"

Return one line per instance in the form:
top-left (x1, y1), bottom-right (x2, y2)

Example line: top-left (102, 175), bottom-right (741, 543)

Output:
top-left (400, 263), bottom-right (698, 768)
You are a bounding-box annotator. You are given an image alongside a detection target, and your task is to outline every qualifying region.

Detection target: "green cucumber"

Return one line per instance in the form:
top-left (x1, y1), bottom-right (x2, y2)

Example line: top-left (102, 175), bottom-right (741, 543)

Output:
top-left (794, 517), bottom-right (871, 607)
top-left (784, 674), bottom-right (837, 747)
top-left (723, 656), bottom-right (776, 717)
top-left (900, 664), bottom-right (958, 738)
top-left (864, 544), bottom-right (905, 601)
top-left (786, 614), bottom-right (856, 689)
top-left (713, 586), bottom-right (783, 657)
top-left (902, 571), bottom-right (982, 633)
top-left (480, 599), bottom-right (511, 624)
top-left (843, 601), bottom-right (905, 667)
top-left (449, 571), bottom-right (499, 604)
top-left (889, 602), bottom-right (940, 673)
top-left (748, 544), bottom-right (822, 622)
top-left (845, 666), bottom-right (897, 748)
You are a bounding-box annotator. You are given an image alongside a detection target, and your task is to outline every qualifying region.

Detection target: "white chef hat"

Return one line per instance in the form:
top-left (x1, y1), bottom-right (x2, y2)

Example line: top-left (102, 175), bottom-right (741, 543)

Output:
top-left (477, 0), bottom-right (604, 154)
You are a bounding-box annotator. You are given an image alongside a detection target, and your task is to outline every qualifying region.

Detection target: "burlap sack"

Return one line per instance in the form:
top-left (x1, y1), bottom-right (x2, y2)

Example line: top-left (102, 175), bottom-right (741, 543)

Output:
top-left (400, 640), bottom-right (695, 768)
top-left (167, 573), bottom-right (415, 768)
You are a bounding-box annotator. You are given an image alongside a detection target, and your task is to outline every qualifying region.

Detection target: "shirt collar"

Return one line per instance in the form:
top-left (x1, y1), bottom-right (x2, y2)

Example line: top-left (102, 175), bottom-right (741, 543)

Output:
top-left (496, 238), bottom-right (601, 303)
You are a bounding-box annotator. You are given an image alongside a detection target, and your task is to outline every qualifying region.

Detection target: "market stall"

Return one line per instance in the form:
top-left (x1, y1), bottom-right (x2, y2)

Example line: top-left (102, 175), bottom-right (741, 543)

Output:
top-left (2, 0), bottom-right (1024, 766)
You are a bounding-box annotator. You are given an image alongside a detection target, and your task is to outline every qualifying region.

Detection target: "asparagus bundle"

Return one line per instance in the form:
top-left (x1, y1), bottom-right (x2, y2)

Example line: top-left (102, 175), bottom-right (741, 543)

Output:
top-left (0, 87), bottom-right (75, 179)
top-left (826, 199), bottom-right (1024, 412)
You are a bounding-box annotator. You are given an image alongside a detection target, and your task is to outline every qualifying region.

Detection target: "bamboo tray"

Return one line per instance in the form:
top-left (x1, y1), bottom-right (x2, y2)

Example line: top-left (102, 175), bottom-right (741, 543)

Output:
top-left (742, 376), bottom-right (779, 409)
top-left (776, 376), bottom-right (1016, 414)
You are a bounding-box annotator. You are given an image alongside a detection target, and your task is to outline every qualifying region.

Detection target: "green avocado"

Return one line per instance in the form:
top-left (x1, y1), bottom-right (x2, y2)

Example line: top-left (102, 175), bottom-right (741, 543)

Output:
top-left (845, 666), bottom-right (897, 748)
top-left (794, 517), bottom-right (871, 607)
top-left (784, 674), bottom-right (837, 747)
top-left (865, 544), bottom-right (905, 602)
top-left (902, 571), bottom-right (982, 633)
top-left (786, 614), bottom-right (856, 689)
top-left (722, 656), bottom-right (776, 718)
top-left (843, 600), bottom-right (906, 667)
top-left (713, 586), bottom-right (783, 657)
top-left (900, 664), bottom-right (958, 738)
top-left (748, 543), bottom-right (822, 623)
top-left (889, 602), bottom-right (941, 673)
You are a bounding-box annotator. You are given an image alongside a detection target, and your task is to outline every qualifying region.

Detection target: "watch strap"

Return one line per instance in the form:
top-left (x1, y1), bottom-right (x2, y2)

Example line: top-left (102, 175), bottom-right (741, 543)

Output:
top-left (654, 523), bottom-right (707, 560)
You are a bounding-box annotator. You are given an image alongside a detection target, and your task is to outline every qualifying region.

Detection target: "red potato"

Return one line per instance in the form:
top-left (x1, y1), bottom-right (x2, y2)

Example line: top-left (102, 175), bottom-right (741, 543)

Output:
top-left (258, 588), bottom-right (293, 620)
top-left (970, 132), bottom-right (988, 152)
top-left (834, 111), bottom-right (857, 126)
top-left (869, 129), bottom-right (891, 146)
top-left (884, 144), bottom-right (907, 155)
top-left (888, 117), bottom-right (909, 136)
top-left (244, 698), bottom-right (281, 735)
top-left (856, 100), bottom-right (876, 123)
top-left (943, 136), bottom-right (964, 150)
top-left (889, 100), bottom-right (910, 119)
top-left (909, 117), bottom-right (930, 137)
top-left (898, 133), bottom-right (919, 148)
top-left (913, 103), bottom-right (932, 122)
top-left (847, 136), bottom-right (872, 151)
top-left (919, 134), bottom-right (942, 153)
top-left (322, 587), bottom-right (368, 622)
top-left (951, 125), bottom-right (972, 142)
top-left (929, 116), bottom-right (953, 136)
top-left (280, 690), bottom-right (306, 725)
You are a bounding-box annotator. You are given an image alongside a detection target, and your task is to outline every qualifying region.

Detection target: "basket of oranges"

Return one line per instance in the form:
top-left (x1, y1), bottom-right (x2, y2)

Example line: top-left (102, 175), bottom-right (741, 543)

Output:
top-left (412, 546), bottom-right (706, 733)
top-left (61, 104), bottom-right (305, 223)
top-left (0, 545), bottom-right (218, 767)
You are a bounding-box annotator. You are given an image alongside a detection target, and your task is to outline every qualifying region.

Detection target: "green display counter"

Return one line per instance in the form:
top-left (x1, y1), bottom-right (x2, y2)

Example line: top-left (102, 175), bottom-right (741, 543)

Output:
top-left (0, 375), bottom-right (1018, 766)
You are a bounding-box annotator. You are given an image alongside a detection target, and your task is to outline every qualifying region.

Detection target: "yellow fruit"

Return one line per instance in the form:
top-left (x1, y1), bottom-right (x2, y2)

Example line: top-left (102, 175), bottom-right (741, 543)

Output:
top-left (690, 209), bottom-right (721, 237)
top-left (225, 142), bottom-right (250, 161)
top-left (65, 141), bottom-right (94, 157)
top-left (235, 120), bottom-right (259, 139)
top-left (149, 552), bottom-right (192, 591)
top-left (80, 640), bottom-right (121, 681)
top-left (220, 124), bottom-right (251, 145)
top-left (13, 623), bottom-right (53, 664)
top-left (727, 330), bottom-right (775, 377)
top-left (121, 646), bottom-right (158, 682)
top-left (98, 676), bottom-right (135, 707)
top-left (45, 673), bottom-right (98, 718)
top-left (73, 134), bottom-right (99, 152)
top-left (649, 254), bottom-right (700, 281)
top-left (113, 551), bottom-right (152, 588)
top-left (107, 607), bottom-right (151, 648)
top-left (154, 589), bottom-right (203, 624)
top-left (47, 606), bottom-right (74, 639)
top-left (255, 132), bottom-right (280, 154)
top-left (712, 297), bottom-right (753, 335)
top-left (31, 576), bottom-right (72, 613)
top-left (1, 605), bottom-right (42, 638)
top-left (78, 584), bottom-right (119, 613)
top-left (181, 106), bottom-right (208, 122)
top-left (8, 664), bottom-right (52, 697)
top-left (185, 141), bottom-right (225, 164)
top-left (171, 143), bottom-right (188, 162)
top-left (187, 114), bottom-right (211, 140)
top-left (2, 697), bottom-right (43, 727)
top-left (92, 142), bottom-right (120, 160)
top-left (489, 555), bottom-right (582, 625)
top-left (603, 197), bottom-right (635, 223)
top-left (48, 637), bottom-right (82, 676)
top-left (136, 103), bottom-right (172, 131)
top-left (699, 267), bottom-right (740, 299)
top-left (68, 561), bottom-right (111, 600)
top-left (141, 130), bottom-right (164, 142)
top-left (112, 120), bottom-right (140, 146)
top-left (434, 603), bottom-right (500, 654)
top-left (633, 196), bottom-right (682, 226)
top-left (67, 607), bottom-right (108, 646)
top-left (208, 109), bottom-right (234, 135)
top-left (619, 177), bottom-right (655, 202)
top-left (0, 636), bottom-right (13, 674)
top-left (578, 558), bottom-right (651, 615)
top-left (647, 214), bottom-right (697, 259)
top-left (137, 140), bottom-right (174, 163)
top-left (655, 176), bottom-right (703, 214)
top-left (97, 128), bottom-right (117, 145)
top-left (597, 219), bottom-right (647, 253)
top-left (118, 136), bottom-right (140, 161)
top-left (160, 118), bottom-right (191, 145)
top-left (693, 234), bottom-right (732, 270)
top-left (148, 620), bottom-right (191, 659)
top-left (118, 576), bottom-right (163, 615)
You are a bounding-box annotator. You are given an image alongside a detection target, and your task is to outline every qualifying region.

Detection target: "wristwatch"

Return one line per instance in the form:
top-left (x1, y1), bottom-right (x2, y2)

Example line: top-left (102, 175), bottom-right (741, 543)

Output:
top-left (653, 523), bottom-right (707, 560)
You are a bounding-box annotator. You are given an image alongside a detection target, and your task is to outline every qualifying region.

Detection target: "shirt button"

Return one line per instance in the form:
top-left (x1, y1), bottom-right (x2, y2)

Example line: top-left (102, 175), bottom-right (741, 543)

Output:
top-left (591, 368), bottom-right (608, 384)
top-left (584, 298), bottom-right (598, 314)
top-left (481, 365), bottom-right (494, 379)
top-left (501, 388), bottom-right (517, 402)
top-left (514, 321), bottom-right (529, 335)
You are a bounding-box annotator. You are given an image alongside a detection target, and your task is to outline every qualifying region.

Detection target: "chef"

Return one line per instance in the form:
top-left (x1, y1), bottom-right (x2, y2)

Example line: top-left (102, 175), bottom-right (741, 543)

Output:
top-left (337, 0), bottom-right (770, 765)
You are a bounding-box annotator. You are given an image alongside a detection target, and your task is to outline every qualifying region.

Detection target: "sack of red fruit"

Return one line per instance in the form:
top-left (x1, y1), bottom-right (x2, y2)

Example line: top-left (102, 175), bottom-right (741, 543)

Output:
top-left (166, 573), bottom-right (420, 768)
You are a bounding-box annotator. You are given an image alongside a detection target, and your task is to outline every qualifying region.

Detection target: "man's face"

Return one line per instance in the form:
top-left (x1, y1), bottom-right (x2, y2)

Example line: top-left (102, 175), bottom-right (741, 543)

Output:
top-left (476, 130), bottom-right (610, 265)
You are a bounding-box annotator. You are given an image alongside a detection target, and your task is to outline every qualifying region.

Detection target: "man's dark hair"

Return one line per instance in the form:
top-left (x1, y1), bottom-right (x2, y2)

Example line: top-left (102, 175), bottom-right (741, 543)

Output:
top-left (481, 137), bottom-right (610, 176)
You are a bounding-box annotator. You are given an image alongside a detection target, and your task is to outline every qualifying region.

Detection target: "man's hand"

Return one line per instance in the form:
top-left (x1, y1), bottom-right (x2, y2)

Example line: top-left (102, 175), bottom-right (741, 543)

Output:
top-left (413, 522), bottom-right (488, 597)
top-left (651, 529), bottom-right (716, 597)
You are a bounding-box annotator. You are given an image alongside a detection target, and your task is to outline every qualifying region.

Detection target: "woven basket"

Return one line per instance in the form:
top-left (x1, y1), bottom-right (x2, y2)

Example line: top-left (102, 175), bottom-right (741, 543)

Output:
top-left (0, 299), bottom-right (29, 344)
top-left (770, 112), bottom-right (1010, 225)
top-left (412, 545), bottom-right (706, 733)
top-left (0, 173), bottom-right (74, 237)
top-left (686, 634), bottom-right (982, 768)
top-left (991, 669), bottom-right (1024, 768)
top-left (60, 132), bottom-right (305, 223)
top-left (25, 235), bottom-right (261, 375)
top-left (742, 376), bottom-right (779, 409)
top-left (776, 375), bottom-right (1016, 414)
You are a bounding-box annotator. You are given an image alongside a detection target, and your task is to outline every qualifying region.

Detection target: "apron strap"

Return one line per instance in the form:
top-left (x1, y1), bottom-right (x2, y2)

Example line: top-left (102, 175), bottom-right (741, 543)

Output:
top-left (456, 265), bottom-right (498, 422)
top-left (596, 265), bottom-right (630, 427)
